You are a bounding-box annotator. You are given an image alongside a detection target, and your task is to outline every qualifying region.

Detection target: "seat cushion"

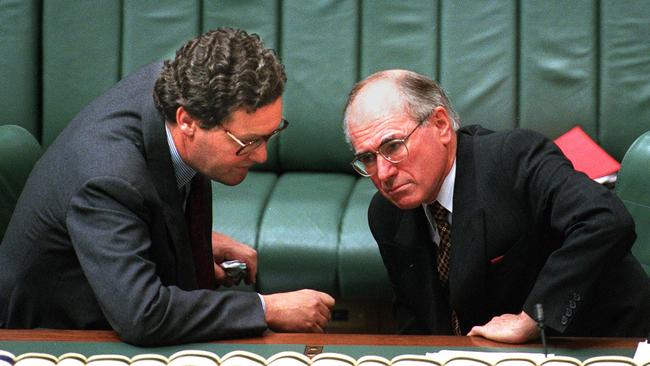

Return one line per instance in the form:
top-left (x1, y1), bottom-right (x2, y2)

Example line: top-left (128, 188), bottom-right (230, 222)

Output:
top-left (212, 172), bottom-right (278, 249)
top-left (339, 179), bottom-right (392, 300)
top-left (257, 172), bottom-right (356, 295)
top-left (0, 125), bottom-right (42, 238)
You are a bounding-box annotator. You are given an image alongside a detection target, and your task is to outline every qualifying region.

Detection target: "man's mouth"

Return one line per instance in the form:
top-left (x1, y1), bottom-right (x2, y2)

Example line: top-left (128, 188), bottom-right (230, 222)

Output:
top-left (385, 182), bottom-right (409, 195)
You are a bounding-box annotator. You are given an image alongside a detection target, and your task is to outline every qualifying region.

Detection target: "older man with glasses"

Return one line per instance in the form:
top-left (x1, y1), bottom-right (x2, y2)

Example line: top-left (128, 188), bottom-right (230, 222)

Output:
top-left (0, 28), bottom-right (334, 346)
top-left (343, 69), bottom-right (649, 343)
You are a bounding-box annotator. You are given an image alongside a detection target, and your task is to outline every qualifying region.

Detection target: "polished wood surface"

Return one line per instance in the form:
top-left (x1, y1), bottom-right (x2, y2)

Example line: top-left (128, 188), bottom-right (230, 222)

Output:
top-left (0, 329), bottom-right (641, 350)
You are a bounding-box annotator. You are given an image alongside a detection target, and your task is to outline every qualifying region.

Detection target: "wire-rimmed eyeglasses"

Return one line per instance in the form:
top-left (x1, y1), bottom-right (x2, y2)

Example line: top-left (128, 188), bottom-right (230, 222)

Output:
top-left (350, 121), bottom-right (423, 177)
top-left (224, 118), bottom-right (289, 156)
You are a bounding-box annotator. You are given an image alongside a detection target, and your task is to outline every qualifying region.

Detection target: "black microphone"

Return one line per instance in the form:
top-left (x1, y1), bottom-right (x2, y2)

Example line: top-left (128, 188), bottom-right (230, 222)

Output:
top-left (535, 303), bottom-right (548, 357)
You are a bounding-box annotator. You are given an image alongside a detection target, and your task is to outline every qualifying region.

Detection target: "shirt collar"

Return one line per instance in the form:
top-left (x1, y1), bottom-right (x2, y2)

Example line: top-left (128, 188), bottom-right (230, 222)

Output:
top-left (436, 157), bottom-right (456, 212)
top-left (165, 124), bottom-right (196, 189)
top-left (422, 157), bottom-right (456, 213)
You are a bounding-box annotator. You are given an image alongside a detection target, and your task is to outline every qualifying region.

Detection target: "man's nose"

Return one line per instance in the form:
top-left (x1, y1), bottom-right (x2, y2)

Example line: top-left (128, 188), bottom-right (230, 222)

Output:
top-left (249, 142), bottom-right (268, 164)
top-left (376, 155), bottom-right (397, 181)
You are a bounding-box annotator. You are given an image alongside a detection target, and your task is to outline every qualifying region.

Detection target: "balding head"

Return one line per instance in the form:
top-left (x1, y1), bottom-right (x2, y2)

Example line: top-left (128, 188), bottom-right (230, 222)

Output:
top-left (343, 69), bottom-right (460, 145)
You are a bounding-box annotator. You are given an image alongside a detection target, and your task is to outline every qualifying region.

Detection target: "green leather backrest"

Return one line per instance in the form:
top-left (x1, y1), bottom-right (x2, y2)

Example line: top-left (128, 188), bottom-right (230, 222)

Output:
top-left (2, 1), bottom-right (650, 172)
top-left (2, 1), bottom-right (650, 299)
top-left (0, 0), bottom-right (39, 138)
top-left (0, 125), bottom-right (42, 240)
top-left (616, 131), bottom-right (650, 276)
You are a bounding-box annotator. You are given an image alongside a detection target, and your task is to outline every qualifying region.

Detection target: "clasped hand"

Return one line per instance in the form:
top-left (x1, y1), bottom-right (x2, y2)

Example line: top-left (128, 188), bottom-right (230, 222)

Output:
top-left (211, 232), bottom-right (257, 286)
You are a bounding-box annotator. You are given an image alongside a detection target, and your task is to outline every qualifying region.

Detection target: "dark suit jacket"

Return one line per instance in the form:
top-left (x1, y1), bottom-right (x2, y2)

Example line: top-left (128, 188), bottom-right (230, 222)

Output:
top-left (0, 62), bottom-right (266, 345)
top-left (369, 125), bottom-right (650, 337)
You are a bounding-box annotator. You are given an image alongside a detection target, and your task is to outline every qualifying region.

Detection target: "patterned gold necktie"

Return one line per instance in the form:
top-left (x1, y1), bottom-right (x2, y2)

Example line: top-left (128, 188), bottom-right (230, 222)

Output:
top-left (430, 201), bottom-right (462, 335)
top-left (431, 201), bottom-right (452, 283)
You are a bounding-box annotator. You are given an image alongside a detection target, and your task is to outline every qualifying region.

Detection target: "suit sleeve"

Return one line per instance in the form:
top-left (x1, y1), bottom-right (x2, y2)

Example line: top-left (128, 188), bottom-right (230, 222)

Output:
top-left (500, 130), bottom-right (636, 333)
top-left (66, 176), bottom-right (267, 346)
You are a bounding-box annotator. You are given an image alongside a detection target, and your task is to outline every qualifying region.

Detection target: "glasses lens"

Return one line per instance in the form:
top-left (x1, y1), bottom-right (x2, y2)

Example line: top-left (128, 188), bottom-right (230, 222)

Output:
top-left (267, 130), bottom-right (281, 142)
top-left (236, 140), bottom-right (263, 156)
top-left (263, 119), bottom-right (289, 143)
top-left (351, 153), bottom-right (375, 176)
top-left (278, 118), bottom-right (289, 131)
top-left (379, 140), bottom-right (408, 163)
top-left (351, 161), bottom-right (371, 177)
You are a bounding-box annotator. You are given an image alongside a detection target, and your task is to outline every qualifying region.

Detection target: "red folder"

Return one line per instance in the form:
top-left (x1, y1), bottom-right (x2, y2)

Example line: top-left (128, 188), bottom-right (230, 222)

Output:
top-left (554, 126), bottom-right (620, 182)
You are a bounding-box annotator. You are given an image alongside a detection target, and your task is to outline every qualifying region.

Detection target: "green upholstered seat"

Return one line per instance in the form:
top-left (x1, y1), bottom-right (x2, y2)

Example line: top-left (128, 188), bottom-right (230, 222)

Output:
top-left (616, 131), bottom-right (650, 276)
top-left (0, 125), bottom-right (42, 239)
top-left (257, 173), bottom-right (356, 295)
top-left (3, 1), bottom-right (650, 308)
top-left (339, 179), bottom-right (392, 300)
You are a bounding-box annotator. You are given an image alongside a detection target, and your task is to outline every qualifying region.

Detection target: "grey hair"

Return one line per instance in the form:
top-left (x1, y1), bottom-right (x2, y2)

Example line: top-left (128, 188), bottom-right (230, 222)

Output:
top-left (342, 69), bottom-right (460, 145)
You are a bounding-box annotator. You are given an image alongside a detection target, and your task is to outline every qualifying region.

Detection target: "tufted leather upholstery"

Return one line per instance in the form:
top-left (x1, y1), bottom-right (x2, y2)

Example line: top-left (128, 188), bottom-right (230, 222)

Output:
top-left (0, 125), bottom-right (42, 240)
top-left (2, 1), bottom-right (649, 301)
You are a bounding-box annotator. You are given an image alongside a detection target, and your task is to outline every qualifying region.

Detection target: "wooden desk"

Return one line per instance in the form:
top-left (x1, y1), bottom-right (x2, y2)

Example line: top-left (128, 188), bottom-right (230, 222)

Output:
top-left (0, 329), bottom-right (638, 348)
top-left (0, 330), bottom-right (642, 361)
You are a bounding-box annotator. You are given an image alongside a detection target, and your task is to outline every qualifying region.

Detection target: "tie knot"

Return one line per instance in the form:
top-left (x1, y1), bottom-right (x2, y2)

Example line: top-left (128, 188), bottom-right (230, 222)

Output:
top-left (431, 201), bottom-right (449, 225)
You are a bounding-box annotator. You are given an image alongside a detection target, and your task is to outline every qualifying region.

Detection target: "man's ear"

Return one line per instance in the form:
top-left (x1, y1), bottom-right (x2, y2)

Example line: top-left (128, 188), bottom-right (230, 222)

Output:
top-left (175, 106), bottom-right (198, 137)
top-left (432, 106), bottom-right (453, 144)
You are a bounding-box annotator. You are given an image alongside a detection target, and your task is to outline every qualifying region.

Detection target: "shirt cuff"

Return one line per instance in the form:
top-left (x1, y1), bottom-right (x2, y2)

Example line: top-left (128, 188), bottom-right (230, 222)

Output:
top-left (257, 293), bottom-right (266, 312)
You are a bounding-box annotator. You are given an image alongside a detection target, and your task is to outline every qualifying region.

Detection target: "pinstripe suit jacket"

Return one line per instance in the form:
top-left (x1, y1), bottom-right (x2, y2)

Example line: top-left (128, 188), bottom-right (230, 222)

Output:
top-left (0, 62), bottom-right (266, 345)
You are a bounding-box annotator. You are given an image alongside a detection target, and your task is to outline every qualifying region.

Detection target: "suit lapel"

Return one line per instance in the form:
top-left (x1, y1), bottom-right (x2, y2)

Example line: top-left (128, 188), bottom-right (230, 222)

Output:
top-left (450, 131), bottom-right (489, 330)
top-left (393, 208), bottom-right (451, 333)
top-left (140, 93), bottom-right (198, 289)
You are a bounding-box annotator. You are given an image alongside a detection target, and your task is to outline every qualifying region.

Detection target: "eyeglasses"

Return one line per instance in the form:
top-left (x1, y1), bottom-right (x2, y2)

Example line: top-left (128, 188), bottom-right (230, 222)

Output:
top-left (350, 121), bottom-right (423, 177)
top-left (224, 118), bottom-right (289, 156)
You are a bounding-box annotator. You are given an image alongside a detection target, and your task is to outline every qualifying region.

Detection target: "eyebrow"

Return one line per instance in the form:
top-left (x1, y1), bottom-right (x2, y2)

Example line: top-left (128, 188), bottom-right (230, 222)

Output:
top-left (354, 133), bottom-right (401, 157)
top-left (241, 125), bottom-right (284, 142)
top-left (239, 133), bottom-right (262, 142)
top-left (353, 151), bottom-right (373, 159)
top-left (379, 133), bottom-right (400, 146)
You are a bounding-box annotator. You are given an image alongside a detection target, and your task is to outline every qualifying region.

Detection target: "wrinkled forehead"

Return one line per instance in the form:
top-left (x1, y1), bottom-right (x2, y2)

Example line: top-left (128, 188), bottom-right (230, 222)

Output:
top-left (347, 80), bottom-right (406, 127)
top-left (348, 115), bottom-right (409, 150)
top-left (346, 81), bottom-right (412, 151)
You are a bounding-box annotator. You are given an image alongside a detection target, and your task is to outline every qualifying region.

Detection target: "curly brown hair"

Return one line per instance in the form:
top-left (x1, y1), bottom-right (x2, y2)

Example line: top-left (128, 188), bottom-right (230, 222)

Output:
top-left (154, 28), bottom-right (286, 128)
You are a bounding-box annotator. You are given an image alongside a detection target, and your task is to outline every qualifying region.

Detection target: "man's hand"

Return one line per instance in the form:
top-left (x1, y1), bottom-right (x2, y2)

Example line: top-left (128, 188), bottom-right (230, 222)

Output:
top-left (262, 290), bottom-right (335, 333)
top-left (211, 232), bottom-right (257, 286)
top-left (467, 311), bottom-right (539, 343)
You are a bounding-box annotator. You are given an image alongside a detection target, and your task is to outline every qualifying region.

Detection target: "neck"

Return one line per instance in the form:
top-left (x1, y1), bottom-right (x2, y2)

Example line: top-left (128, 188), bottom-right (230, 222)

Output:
top-left (166, 122), bottom-right (187, 161)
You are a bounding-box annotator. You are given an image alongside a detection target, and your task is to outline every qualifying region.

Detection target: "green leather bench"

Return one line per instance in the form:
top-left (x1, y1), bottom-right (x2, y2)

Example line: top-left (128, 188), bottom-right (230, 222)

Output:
top-left (616, 131), bottom-right (650, 276)
top-left (2, 1), bottom-right (649, 328)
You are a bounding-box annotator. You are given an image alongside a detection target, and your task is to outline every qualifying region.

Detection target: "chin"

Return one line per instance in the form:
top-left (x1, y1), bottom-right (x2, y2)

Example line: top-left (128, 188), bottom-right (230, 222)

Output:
top-left (214, 171), bottom-right (248, 186)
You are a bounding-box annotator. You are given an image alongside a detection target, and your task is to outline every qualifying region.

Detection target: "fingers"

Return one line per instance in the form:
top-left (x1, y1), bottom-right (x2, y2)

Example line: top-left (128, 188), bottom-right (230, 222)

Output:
top-left (317, 297), bottom-right (335, 320)
top-left (318, 291), bottom-right (336, 307)
top-left (213, 262), bottom-right (227, 282)
top-left (467, 325), bottom-right (484, 337)
top-left (262, 289), bottom-right (335, 333)
top-left (211, 231), bottom-right (258, 285)
top-left (245, 254), bottom-right (257, 284)
top-left (304, 291), bottom-right (335, 332)
top-left (213, 262), bottom-right (236, 287)
top-left (466, 312), bottom-right (538, 344)
top-left (305, 307), bottom-right (330, 333)
top-left (305, 290), bottom-right (335, 327)
top-left (312, 315), bottom-right (327, 333)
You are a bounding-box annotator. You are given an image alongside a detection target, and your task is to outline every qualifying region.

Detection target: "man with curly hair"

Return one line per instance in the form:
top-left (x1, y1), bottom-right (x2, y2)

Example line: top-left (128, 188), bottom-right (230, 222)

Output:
top-left (0, 28), bottom-right (334, 345)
